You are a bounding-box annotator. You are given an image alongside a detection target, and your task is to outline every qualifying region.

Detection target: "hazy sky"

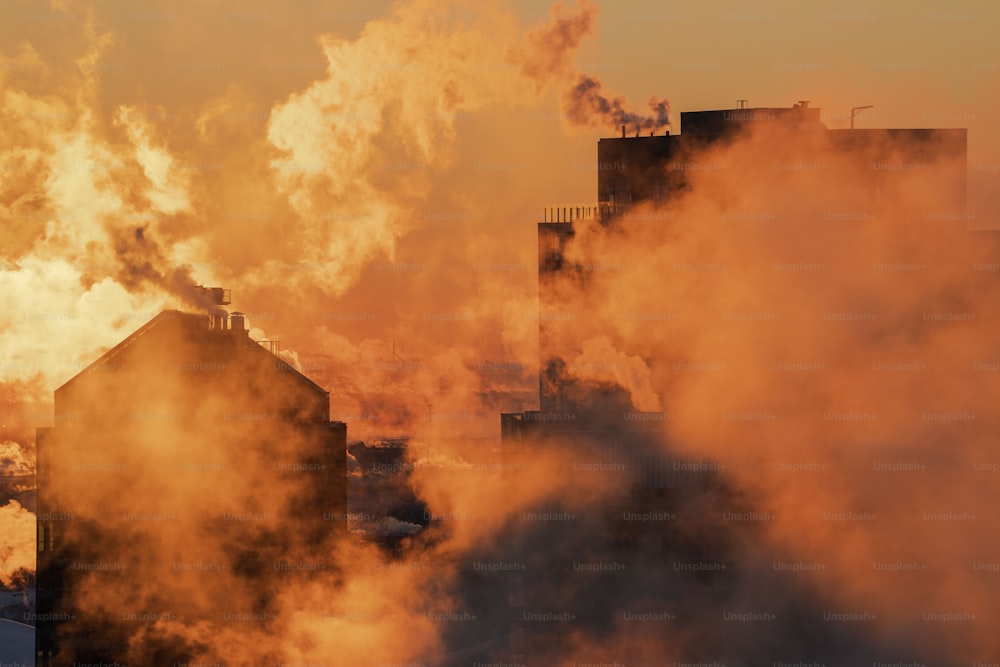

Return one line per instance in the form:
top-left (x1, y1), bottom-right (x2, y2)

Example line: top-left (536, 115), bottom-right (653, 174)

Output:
top-left (3, 0), bottom-right (997, 160)
top-left (1, 0), bottom-right (998, 433)
top-left (4, 2), bottom-right (1000, 662)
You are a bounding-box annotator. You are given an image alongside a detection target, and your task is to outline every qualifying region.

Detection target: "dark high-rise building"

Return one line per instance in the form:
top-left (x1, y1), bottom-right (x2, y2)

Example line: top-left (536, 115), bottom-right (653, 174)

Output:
top-left (498, 102), bottom-right (969, 663)
top-left (597, 101), bottom-right (964, 208)
top-left (35, 290), bottom-right (347, 665)
top-left (523, 101), bottom-right (967, 417)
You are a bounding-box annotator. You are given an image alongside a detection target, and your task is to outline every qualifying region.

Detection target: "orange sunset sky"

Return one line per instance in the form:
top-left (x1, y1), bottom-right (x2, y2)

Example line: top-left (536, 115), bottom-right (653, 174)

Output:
top-left (1, 0), bottom-right (997, 411)
top-left (3, 1), bottom-right (1000, 664)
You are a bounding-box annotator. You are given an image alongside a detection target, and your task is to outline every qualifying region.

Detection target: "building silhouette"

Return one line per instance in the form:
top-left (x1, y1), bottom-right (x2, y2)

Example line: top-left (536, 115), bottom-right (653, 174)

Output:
top-left (497, 102), bottom-right (968, 662)
top-left (35, 289), bottom-right (346, 665)
top-left (509, 101), bottom-right (967, 422)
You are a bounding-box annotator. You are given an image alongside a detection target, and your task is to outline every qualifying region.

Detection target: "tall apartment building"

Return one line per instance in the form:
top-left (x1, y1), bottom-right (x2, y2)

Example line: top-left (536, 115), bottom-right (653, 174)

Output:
top-left (505, 101), bottom-right (967, 424)
top-left (496, 102), bottom-right (968, 663)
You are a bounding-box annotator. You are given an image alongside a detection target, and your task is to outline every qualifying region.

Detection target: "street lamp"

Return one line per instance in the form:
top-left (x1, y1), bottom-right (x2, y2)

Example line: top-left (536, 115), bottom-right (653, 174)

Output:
top-left (851, 105), bottom-right (874, 129)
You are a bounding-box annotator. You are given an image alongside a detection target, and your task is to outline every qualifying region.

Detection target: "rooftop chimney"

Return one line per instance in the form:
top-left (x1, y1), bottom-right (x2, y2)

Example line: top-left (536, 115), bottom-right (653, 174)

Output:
top-left (189, 285), bottom-right (231, 306)
top-left (209, 308), bottom-right (228, 332)
top-left (230, 311), bottom-right (248, 336)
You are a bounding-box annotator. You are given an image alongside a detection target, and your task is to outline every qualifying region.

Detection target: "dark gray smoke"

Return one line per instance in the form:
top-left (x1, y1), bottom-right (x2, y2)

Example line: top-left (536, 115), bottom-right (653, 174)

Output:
top-left (564, 73), bottom-right (671, 134)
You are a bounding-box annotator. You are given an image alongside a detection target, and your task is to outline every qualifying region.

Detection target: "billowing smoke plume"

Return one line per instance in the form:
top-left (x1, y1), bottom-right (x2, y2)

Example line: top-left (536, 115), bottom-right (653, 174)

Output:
top-left (520, 122), bottom-right (999, 663)
top-left (512, 0), bottom-right (598, 87)
top-left (564, 73), bottom-right (671, 134)
top-left (0, 0), bottom-right (644, 663)
top-left (0, 438), bottom-right (35, 588)
top-left (265, 0), bottom-right (605, 298)
top-left (0, 500), bottom-right (35, 587)
top-left (2, 0), bottom-right (998, 664)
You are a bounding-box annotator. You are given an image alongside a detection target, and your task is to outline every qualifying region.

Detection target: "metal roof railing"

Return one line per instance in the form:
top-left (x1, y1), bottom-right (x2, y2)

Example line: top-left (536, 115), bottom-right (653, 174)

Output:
top-left (542, 201), bottom-right (630, 223)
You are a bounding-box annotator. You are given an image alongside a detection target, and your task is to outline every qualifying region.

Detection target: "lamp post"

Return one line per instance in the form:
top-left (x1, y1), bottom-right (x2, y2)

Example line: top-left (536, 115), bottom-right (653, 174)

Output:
top-left (851, 105), bottom-right (873, 129)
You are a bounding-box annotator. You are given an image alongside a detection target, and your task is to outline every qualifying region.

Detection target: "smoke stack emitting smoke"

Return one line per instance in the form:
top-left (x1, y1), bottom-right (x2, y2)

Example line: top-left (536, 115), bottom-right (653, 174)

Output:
top-left (564, 73), bottom-right (671, 135)
top-left (1, 0), bottom-right (998, 663)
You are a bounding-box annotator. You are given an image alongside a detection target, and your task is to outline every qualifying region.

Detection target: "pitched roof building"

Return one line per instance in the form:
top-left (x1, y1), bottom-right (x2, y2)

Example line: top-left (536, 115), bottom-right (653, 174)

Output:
top-left (35, 297), bottom-right (346, 665)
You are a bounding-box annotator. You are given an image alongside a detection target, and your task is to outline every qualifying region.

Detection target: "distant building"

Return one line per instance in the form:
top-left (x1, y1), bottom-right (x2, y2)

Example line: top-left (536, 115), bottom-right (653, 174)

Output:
top-left (597, 101), bottom-right (964, 207)
top-left (35, 291), bottom-right (346, 665)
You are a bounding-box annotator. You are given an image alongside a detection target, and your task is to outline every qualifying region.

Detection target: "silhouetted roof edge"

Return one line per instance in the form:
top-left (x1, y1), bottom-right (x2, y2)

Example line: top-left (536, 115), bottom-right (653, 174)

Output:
top-left (257, 342), bottom-right (330, 398)
top-left (56, 309), bottom-right (183, 394)
top-left (56, 310), bottom-right (330, 399)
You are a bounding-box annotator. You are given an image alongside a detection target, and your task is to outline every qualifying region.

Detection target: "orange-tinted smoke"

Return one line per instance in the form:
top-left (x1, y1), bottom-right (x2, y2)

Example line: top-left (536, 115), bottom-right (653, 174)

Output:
top-left (545, 120), bottom-right (999, 661)
top-left (0, 500), bottom-right (35, 586)
top-left (512, 0), bottom-right (598, 88)
top-left (0, 0), bottom-right (628, 663)
top-left (5, 0), bottom-right (998, 664)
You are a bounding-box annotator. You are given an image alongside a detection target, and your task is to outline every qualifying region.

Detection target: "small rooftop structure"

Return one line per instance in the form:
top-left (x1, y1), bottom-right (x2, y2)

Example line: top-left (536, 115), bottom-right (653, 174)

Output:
top-left (679, 100), bottom-right (825, 138)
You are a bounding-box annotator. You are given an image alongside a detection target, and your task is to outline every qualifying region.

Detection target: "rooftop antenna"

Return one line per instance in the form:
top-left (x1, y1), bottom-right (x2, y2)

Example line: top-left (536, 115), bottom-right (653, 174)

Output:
top-left (850, 105), bottom-right (873, 129)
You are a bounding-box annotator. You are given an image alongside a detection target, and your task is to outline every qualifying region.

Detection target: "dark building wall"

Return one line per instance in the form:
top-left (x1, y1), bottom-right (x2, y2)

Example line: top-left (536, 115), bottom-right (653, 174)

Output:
top-left (679, 103), bottom-right (823, 138)
top-left (597, 103), bottom-right (827, 207)
top-left (598, 109), bottom-right (967, 214)
top-left (35, 310), bottom-right (347, 665)
top-left (537, 221), bottom-right (574, 413)
top-left (596, 135), bottom-right (677, 204)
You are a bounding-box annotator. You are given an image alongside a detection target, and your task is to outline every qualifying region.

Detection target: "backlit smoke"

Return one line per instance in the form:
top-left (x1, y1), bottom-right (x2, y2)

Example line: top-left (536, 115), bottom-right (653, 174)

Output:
top-left (266, 0), bottom-right (601, 298)
top-left (0, 500), bottom-right (35, 587)
top-left (0, 0), bottom-right (997, 664)
top-left (512, 0), bottom-right (598, 88)
top-left (0, 439), bottom-right (34, 584)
